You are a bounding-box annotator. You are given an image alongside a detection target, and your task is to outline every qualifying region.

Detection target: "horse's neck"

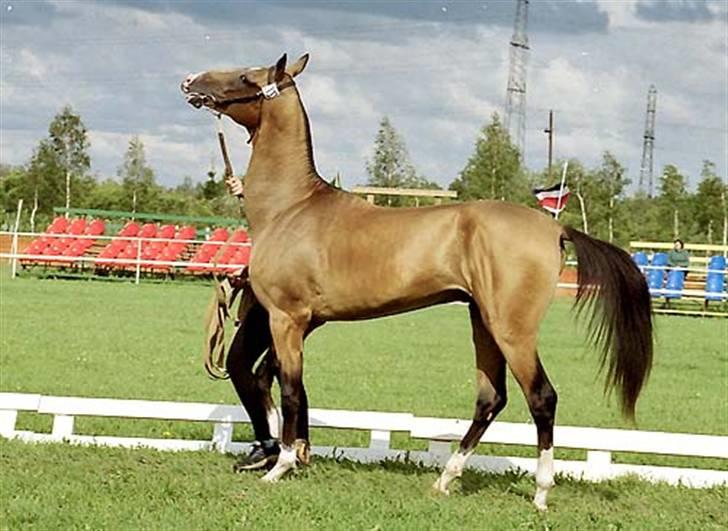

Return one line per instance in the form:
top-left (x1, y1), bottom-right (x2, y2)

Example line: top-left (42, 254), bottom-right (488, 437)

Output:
top-left (244, 92), bottom-right (323, 233)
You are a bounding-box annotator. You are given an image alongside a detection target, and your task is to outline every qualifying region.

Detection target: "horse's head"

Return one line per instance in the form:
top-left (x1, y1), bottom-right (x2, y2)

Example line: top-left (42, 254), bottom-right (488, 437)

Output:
top-left (181, 53), bottom-right (309, 130)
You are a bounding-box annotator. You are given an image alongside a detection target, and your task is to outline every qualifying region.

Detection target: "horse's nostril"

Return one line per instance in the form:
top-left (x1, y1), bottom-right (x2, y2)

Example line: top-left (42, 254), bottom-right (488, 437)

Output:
top-left (181, 74), bottom-right (196, 93)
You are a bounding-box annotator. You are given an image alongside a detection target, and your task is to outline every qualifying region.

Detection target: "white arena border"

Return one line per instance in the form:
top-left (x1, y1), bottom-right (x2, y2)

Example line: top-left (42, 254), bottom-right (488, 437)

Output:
top-left (1, 393), bottom-right (726, 488)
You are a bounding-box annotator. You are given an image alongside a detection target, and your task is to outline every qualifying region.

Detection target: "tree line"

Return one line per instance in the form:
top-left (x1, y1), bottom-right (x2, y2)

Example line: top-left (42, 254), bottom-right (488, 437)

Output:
top-left (366, 114), bottom-right (727, 247)
top-left (0, 106), bottom-right (241, 232)
top-left (2, 106), bottom-right (726, 247)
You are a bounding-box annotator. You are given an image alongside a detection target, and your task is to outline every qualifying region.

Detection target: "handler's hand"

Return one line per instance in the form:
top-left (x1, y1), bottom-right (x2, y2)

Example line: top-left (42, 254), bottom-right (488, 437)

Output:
top-left (226, 176), bottom-right (244, 197)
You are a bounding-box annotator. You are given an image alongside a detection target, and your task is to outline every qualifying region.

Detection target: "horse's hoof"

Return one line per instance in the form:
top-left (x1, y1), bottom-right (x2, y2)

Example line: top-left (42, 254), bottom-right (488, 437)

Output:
top-left (260, 472), bottom-right (279, 483)
top-left (533, 495), bottom-right (548, 511)
top-left (294, 439), bottom-right (310, 465)
top-left (432, 479), bottom-right (450, 496)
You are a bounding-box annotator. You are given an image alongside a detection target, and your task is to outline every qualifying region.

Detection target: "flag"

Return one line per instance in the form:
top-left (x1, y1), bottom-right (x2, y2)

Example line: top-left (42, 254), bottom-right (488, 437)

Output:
top-left (533, 183), bottom-right (570, 215)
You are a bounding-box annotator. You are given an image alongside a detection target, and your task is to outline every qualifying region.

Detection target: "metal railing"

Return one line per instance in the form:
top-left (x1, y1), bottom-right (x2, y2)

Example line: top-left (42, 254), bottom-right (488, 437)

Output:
top-left (1, 230), bottom-right (251, 285)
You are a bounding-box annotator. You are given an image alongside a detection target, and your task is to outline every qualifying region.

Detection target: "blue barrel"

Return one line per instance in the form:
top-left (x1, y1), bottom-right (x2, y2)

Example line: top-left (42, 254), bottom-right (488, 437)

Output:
top-left (705, 255), bottom-right (726, 302)
top-left (647, 252), bottom-right (668, 296)
top-left (632, 252), bottom-right (648, 271)
top-left (664, 270), bottom-right (685, 299)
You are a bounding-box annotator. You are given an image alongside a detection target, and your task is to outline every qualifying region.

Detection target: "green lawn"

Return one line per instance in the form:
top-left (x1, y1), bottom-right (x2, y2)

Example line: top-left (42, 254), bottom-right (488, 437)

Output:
top-left (1, 274), bottom-right (727, 529)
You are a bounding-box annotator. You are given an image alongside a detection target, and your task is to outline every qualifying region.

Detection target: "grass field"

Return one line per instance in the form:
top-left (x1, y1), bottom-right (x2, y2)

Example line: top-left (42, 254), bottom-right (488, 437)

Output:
top-left (1, 273), bottom-right (727, 529)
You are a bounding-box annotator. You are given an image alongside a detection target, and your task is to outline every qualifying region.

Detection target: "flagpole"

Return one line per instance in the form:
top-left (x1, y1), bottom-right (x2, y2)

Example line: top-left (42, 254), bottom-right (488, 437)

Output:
top-left (554, 161), bottom-right (569, 220)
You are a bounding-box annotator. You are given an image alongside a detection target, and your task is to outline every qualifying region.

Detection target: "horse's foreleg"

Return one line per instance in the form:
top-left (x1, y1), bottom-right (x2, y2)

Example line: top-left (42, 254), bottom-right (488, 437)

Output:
top-left (261, 311), bottom-right (307, 483)
top-left (255, 347), bottom-right (310, 464)
top-left (434, 303), bottom-right (507, 494)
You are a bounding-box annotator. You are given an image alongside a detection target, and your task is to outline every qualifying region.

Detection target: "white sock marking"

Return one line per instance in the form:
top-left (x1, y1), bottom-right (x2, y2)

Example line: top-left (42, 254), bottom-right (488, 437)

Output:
top-left (433, 450), bottom-right (473, 494)
top-left (260, 444), bottom-right (296, 483)
top-left (533, 447), bottom-right (555, 510)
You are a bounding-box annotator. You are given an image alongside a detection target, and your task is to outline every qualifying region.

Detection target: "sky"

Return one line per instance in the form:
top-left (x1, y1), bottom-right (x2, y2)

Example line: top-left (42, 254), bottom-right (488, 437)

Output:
top-left (1, 0), bottom-right (726, 193)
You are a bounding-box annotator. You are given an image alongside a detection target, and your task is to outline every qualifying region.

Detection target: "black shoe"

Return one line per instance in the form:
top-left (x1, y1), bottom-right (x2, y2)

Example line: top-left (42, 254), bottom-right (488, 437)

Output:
top-left (233, 440), bottom-right (280, 472)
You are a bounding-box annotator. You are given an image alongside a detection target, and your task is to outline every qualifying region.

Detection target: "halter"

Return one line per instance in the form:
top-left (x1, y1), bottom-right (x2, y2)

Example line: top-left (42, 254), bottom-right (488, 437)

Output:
top-left (186, 77), bottom-right (296, 113)
top-left (212, 78), bottom-right (296, 107)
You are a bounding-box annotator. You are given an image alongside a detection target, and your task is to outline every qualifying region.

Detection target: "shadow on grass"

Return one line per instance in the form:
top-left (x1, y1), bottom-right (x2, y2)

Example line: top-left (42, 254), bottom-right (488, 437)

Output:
top-left (223, 450), bottom-right (629, 507)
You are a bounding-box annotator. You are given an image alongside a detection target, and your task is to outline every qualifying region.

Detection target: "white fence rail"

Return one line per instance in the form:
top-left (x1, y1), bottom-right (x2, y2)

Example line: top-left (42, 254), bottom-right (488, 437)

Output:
top-left (1, 393), bottom-right (726, 488)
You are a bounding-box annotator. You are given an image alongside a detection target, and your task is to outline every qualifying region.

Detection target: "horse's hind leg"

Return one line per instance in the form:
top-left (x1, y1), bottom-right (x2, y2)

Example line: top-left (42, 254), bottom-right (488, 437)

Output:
top-left (497, 335), bottom-right (558, 511)
top-left (434, 303), bottom-right (507, 494)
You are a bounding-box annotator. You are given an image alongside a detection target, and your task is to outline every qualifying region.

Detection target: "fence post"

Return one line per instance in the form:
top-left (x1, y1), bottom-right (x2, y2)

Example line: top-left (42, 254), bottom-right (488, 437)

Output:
top-left (212, 421), bottom-right (233, 453)
top-left (0, 409), bottom-right (18, 436)
top-left (51, 414), bottom-right (75, 439)
top-left (586, 450), bottom-right (612, 481)
top-left (369, 430), bottom-right (391, 450)
top-left (10, 199), bottom-right (23, 278)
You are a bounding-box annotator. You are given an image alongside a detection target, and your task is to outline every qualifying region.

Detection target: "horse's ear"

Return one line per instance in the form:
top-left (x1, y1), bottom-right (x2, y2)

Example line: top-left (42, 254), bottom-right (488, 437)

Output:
top-left (287, 53), bottom-right (309, 78)
top-left (273, 53), bottom-right (287, 83)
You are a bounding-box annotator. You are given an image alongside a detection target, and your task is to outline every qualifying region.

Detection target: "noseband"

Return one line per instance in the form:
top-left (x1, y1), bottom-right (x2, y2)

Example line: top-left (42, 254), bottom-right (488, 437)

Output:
top-left (198, 78), bottom-right (296, 109)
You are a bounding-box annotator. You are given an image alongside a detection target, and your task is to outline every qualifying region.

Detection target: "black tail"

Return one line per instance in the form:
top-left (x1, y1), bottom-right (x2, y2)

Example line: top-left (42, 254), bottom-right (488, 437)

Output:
top-left (562, 226), bottom-right (653, 421)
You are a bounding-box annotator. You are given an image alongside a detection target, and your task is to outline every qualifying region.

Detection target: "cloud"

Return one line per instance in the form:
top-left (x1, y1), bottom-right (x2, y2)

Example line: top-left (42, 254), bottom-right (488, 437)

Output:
top-left (0, 0), bottom-right (725, 194)
top-left (108, 0), bottom-right (610, 35)
top-left (635, 0), bottom-right (717, 23)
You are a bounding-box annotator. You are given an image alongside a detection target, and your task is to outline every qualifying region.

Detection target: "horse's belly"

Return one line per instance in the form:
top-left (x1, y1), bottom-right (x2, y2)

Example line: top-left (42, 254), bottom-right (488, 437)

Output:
top-left (314, 281), bottom-right (469, 321)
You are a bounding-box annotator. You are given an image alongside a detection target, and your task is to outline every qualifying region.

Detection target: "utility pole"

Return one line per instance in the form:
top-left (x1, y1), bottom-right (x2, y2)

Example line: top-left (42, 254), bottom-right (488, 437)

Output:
top-left (639, 85), bottom-right (657, 196)
top-left (544, 110), bottom-right (554, 181)
top-left (504, 0), bottom-right (530, 160)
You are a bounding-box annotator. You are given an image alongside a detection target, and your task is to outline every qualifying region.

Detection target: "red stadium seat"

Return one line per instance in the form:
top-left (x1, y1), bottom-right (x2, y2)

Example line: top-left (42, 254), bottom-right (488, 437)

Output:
top-left (210, 228), bottom-right (229, 242)
top-left (85, 219), bottom-right (105, 236)
top-left (175, 226), bottom-right (196, 240)
top-left (67, 218), bottom-right (86, 235)
top-left (138, 223), bottom-right (157, 239)
top-left (158, 224), bottom-right (176, 239)
top-left (229, 229), bottom-right (249, 243)
top-left (46, 217), bottom-right (69, 234)
top-left (118, 222), bottom-right (140, 237)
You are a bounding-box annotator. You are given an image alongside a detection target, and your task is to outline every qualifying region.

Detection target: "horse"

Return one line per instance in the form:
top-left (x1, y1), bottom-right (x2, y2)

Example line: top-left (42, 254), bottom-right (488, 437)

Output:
top-left (181, 53), bottom-right (653, 510)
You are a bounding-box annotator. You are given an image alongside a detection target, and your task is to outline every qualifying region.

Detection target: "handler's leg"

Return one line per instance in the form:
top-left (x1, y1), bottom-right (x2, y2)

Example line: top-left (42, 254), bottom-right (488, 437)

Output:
top-left (226, 302), bottom-right (281, 471)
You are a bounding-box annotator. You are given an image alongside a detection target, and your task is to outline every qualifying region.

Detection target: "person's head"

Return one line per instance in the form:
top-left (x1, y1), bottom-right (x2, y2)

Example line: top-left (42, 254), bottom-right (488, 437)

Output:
top-left (673, 239), bottom-right (684, 251)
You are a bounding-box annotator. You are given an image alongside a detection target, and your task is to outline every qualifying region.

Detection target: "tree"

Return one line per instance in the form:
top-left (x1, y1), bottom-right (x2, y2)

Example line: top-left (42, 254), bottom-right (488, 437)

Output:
top-left (48, 105), bottom-right (90, 214)
top-left (593, 152), bottom-right (629, 243)
top-left (658, 164), bottom-right (688, 239)
top-left (450, 113), bottom-right (522, 202)
top-left (365, 117), bottom-right (423, 206)
top-left (118, 136), bottom-right (158, 214)
top-left (198, 164), bottom-right (226, 201)
top-left (693, 160), bottom-right (726, 244)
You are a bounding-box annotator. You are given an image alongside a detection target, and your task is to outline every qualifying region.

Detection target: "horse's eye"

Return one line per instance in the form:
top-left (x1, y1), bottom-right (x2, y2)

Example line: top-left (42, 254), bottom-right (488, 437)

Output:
top-left (240, 74), bottom-right (247, 83)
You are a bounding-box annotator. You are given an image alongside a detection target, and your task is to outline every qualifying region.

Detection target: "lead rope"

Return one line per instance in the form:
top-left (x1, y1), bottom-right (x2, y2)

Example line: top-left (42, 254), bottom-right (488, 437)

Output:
top-left (202, 115), bottom-right (248, 379)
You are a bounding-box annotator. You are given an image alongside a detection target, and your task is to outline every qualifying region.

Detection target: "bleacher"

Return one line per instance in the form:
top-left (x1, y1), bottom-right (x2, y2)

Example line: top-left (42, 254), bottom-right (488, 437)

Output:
top-left (15, 211), bottom-right (251, 279)
top-left (630, 241), bottom-right (727, 316)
